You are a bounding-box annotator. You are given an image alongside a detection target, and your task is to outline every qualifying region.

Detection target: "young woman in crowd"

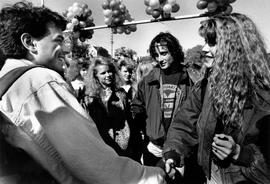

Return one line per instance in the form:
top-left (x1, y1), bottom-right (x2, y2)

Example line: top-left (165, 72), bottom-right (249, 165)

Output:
top-left (81, 57), bottom-right (142, 162)
top-left (163, 13), bottom-right (270, 184)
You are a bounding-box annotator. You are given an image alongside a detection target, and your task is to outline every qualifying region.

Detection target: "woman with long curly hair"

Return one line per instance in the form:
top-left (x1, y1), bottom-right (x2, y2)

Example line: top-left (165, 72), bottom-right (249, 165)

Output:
top-left (81, 57), bottom-right (142, 162)
top-left (163, 13), bottom-right (270, 183)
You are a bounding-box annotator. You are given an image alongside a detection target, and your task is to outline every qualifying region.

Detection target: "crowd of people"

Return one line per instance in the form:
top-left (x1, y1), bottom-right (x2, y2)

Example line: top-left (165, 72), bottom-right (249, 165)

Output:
top-left (0, 1), bottom-right (269, 184)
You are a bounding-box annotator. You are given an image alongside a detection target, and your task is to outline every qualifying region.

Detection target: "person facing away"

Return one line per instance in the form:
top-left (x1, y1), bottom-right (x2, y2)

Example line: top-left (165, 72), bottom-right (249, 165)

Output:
top-left (80, 57), bottom-right (142, 162)
top-left (131, 32), bottom-right (193, 170)
top-left (0, 2), bottom-right (166, 184)
top-left (163, 13), bottom-right (270, 184)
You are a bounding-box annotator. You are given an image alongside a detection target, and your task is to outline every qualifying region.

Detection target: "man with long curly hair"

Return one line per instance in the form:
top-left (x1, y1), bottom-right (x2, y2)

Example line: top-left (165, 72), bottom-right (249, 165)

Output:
top-left (163, 13), bottom-right (270, 183)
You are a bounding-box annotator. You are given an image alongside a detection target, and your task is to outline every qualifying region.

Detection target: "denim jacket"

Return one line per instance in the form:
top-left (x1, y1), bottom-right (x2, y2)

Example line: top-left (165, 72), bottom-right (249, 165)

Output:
top-left (0, 59), bottom-right (166, 184)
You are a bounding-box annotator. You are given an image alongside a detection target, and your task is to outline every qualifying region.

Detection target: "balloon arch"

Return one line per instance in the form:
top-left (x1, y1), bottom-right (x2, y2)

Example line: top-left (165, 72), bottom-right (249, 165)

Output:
top-left (42, 0), bottom-right (238, 55)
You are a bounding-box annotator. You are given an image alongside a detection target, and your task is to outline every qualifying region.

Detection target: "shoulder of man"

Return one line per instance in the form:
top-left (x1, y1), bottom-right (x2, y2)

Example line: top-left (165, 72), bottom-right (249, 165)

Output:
top-left (142, 67), bottom-right (160, 84)
top-left (21, 67), bottom-right (67, 87)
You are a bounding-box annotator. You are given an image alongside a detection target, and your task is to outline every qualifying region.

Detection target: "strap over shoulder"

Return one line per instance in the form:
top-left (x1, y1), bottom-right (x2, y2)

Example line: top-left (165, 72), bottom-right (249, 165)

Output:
top-left (0, 65), bottom-right (41, 100)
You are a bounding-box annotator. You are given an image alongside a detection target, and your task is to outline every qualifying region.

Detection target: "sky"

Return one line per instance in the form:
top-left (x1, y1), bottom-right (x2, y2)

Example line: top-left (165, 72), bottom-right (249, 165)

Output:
top-left (1, 0), bottom-right (270, 56)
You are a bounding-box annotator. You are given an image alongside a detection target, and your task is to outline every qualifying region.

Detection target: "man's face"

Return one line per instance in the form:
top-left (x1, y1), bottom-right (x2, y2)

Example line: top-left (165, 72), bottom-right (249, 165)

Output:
top-left (202, 43), bottom-right (216, 68)
top-left (120, 66), bottom-right (132, 83)
top-left (32, 23), bottom-right (65, 74)
top-left (154, 44), bottom-right (174, 70)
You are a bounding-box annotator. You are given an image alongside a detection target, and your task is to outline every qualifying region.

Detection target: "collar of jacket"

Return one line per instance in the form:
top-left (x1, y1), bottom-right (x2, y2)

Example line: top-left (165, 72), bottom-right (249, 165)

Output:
top-left (145, 67), bottom-right (190, 86)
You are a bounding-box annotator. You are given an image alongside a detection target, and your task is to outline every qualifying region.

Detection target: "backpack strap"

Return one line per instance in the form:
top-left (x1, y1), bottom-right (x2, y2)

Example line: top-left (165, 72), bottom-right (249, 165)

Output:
top-left (0, 65), bottom-right (41, 99)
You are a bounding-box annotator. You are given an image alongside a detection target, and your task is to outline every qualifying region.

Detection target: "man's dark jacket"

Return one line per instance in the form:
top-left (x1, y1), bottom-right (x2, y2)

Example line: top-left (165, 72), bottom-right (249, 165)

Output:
top-left (131, 67), bottom-right (192, 146)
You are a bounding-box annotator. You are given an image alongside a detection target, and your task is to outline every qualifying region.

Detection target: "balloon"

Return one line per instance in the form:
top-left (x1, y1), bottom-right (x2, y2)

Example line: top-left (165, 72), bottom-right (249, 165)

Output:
top-left (67, 12), bottom-right (74, 19)
top-left (152, 9), bottom-right (161, 19)
top-left (113, 17), bottom-right (121, 24)
top-left (149, 0), bottom-right (160, 9)
top-left (104, 17), bottom-right (112, 25)
top-left (86, 16), bottom-right (94, 23)
top-left (84, 8), bottom-right (92, 17)
top-left (62, 10), bottom-right (68, 17)
top-left (73, 2), bottom-right (80, 8)
top-left (68, 6), bottom-right (73, 12)
top-left (86, 33), bottom-right (93, 39)
top-left (103, 9), bottom-right (113, 17)
top-left (89, 29), bottom-right (94, 35)
top-left (163, 12), bottom-right (171, 19)
top-left (112, 28), bottom-right (117, 34)
top-left (224, 4), bottom-right (233, 14)
top-left (145, 6), bottom-right (153, 15)
top-left (113, 9), bottom-right (121, 16)
top-left (110, 0), bottom-right (119, 9)
top-left (119, 4), bottom-right (126, 11)
top-left (79, 21), bottom-right (86, 28)
top-left (72, 6), bottom-right (81, 15)
top-left (144, 0), bottom-right (150, 6)
top-left (125, 28), bottom-right (131, 34)
top-left (207, 2), bottom-right (218, 12)
top-left (102, 1), bottom-right (110, 9)
top-left (81, 3), bottom-right (88, 10)
top-left (171, 3), bottom-right (180, 12)
top-left (71, 18), bottom-right (79, 25)
top-left (64, 3), bottom-right (95, 40)
top-left (129, 24), bottom-right (137, 32)
top-left (66, 23), bottom-right (73, 30)
top-left (117, 27), bottom-right (124, 34)
top-left (79, 37), bottom-right (86, 42)
top-left (163, 4), bottom-right (172, 13)
top-left (196, 0), bottom-right (208, 10)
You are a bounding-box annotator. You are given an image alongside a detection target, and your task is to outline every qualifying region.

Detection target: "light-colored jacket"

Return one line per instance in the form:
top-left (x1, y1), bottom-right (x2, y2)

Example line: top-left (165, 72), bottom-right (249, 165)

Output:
top-left (0, 59), bottom-right (166, 184)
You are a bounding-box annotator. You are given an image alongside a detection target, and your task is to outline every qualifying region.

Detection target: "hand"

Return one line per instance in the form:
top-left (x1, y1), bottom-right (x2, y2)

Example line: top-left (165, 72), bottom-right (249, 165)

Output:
top-left (147, 142), bottom-right (163, 157)
top-left (212, 134), bottom-right (240, 160)
top-left (165, 159), bottom-right (176, 179)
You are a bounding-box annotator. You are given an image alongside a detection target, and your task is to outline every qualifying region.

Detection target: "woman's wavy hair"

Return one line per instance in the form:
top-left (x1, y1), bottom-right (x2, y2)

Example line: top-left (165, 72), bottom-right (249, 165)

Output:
top-left (149, 32), bottom-right (184, 65)
top-left (199, 13), bottom-right (270, 128)
top-left (84, 57), bottom-right (122, 97)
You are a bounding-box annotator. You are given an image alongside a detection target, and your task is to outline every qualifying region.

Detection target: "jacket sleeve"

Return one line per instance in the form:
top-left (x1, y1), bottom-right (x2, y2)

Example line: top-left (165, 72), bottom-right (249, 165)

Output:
top-left (131, 80), bottom-right (147, 132)
top-left (163, 82), bottom-right (202, 166)
top-left (22, 80), bottom-right (166, 184)
top-left (236, 115), bottom-right (270, 183)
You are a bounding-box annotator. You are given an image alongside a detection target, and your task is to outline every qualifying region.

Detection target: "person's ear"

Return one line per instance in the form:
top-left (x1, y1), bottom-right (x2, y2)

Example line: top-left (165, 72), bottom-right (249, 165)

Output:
top-left (21, 33), bottom-right (37, 53)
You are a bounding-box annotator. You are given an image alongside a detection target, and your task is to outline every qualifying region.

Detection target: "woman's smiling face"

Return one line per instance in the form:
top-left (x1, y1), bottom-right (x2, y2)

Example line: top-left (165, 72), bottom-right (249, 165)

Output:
top-left (96, 64), bottom-right (114, 88)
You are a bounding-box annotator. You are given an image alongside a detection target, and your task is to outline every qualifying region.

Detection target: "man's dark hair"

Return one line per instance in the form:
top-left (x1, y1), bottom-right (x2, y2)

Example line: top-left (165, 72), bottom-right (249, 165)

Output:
top-left (149, 32), bottom-right (184, 64)
top-left (0, 1), bottom-right (66, 62)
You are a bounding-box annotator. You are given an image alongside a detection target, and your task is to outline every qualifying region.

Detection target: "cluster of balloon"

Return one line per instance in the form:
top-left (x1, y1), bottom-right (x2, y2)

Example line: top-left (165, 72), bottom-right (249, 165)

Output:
top-left (196, 0), bottom-right (237, 14)
top-left (102, 0), bottom-right (137, 34)
top-left (63, 2), bottom-right (95, 42)
top-left (144, 0), bottom-right (180, 19)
